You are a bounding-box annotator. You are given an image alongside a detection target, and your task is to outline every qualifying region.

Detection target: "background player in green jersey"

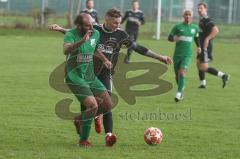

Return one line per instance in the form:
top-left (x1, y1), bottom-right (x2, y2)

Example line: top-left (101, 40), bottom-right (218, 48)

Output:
top-left (63, 13), bottom-right (113, 147)
top-left (168, 10), bottom-right (201, 102)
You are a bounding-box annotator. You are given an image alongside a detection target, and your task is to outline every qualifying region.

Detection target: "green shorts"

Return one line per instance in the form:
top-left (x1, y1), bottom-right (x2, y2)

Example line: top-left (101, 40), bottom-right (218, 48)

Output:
top-left (173, 56), bottom-right (192, 74)
top-left (65, 72), bottom-right (106, 103)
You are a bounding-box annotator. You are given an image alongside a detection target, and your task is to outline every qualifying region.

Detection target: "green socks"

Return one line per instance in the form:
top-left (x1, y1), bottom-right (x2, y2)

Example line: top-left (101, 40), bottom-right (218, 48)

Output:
top-left (80, 111), bottom-right (93, 142)
top-left (178, 75), bottom-right (185, 92)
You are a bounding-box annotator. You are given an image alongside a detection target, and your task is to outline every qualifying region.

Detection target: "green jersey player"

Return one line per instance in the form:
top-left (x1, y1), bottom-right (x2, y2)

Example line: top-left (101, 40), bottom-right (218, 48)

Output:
top-left (64, 13), bottom-right (113, 147)
top-left (168, 10), bottom-right (201, 102)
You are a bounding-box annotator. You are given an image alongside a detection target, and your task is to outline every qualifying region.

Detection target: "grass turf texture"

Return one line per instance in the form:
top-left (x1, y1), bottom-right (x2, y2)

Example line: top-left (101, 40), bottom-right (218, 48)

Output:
top-left (0, 28), bottom-right (239, 159)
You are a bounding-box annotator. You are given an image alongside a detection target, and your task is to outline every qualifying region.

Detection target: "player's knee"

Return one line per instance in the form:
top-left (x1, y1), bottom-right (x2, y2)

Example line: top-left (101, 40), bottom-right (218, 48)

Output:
top-left (178, 69), bottom-right (186, 77)
top-left (96, 93), bottom-right (113, 113)
top-left (199, 64), bottom-right (208, 72)
top-left (83, 97), bottom-right (98, 110)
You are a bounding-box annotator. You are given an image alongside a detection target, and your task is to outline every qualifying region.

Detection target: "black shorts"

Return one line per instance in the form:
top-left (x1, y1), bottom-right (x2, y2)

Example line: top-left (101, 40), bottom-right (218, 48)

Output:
top-left (197, 42), bottom-right (213, 63)
top-left (126, 29), bottom-right (138, 42)
top-left (97, 73), bottom-right (112, 95)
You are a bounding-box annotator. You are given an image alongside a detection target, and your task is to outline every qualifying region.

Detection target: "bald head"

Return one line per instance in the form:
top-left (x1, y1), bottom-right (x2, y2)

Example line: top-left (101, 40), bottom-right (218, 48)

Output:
top-left (74, 13), bottom-right (93, 34)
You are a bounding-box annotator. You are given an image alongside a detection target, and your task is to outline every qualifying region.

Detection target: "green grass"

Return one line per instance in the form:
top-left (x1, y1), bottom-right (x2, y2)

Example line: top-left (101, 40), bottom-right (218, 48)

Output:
top-left (1, 15), bottom-right (240, 40)
top-left (0, 29), bottom-right (240, 159)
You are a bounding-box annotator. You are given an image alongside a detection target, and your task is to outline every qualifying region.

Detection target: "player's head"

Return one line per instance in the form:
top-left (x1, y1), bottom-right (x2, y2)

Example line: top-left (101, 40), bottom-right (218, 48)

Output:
top-left (74, 13), bottom-right (93, 34)
top-left (105, 8), bottom-right (122, 32)
top-left (198, 2), bottom-right (208, 17)
top-left (86, 0), bottom-right (94, 10)
top-left (183, 10), bottom-right (193, 24)
top-left (132, 0), bottom-right (140, 11)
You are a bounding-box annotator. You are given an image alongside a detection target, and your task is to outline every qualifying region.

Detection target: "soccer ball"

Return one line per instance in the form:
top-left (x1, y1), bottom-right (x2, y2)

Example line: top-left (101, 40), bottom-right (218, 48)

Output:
top-left (144, 127), bottom-right (163, 145)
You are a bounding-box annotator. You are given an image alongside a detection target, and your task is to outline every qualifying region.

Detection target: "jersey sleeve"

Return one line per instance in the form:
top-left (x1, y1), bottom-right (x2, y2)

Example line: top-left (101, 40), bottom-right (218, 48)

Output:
top-left (64, 32), bottom-right (74, 43)
top-left (121, 11), bottom-right (128, 24)
top-left (95, 30), bottom-right (100, 51)
top-left (195, 26), bottom-right (200, 38)
top-left (169, 25), bottom-right (178, 36)
top-left (95, 12), bottom-right (99, 23)
top-left (140, 12), bottom-right (145, 25)
top-left (206, 18), bottom-right (215, 31)
top-left (119, 30), bottom-right (133, 48)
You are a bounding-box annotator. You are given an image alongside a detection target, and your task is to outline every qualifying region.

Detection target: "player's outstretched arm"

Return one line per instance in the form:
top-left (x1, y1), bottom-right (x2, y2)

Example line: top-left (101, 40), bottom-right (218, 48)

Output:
top-left (49, 24), bottom-right (69, 34)
top-left (133, 44), bottom-right (172, 65)
top-left (144, 49), bottom-right (172, 65)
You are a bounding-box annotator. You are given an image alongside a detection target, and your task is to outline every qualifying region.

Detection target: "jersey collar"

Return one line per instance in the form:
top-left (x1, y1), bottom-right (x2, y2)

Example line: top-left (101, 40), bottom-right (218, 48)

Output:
top-left (131, 9), bottom-right (140, 13)
top-left (85, 8), bottom-right (94, 13)
top-left (102, 24), bottom-right (115, 33)
top-left (200, 14), bottom-right (208, 19)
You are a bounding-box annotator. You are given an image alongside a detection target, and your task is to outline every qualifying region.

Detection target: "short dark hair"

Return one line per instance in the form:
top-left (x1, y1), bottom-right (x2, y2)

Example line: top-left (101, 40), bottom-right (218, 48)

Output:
top-left (86, 0), bottom-right (93, 5)
top-left (132, 0), bottom-right (139, 4)
top-left (74, 14), bottom-right (84, 25)
top-left (106, 8), bottom-right (122, 18)
top-left (198, 2), bottom-right (208, 8)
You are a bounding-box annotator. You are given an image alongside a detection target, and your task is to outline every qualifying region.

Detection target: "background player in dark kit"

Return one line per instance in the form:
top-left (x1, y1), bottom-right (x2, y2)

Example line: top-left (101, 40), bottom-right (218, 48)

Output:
top-left (121, 0), bottom-right (145, 64)
top-left (197, 2), bottom-right (229, 89)
top-left (81, 0), bottom-right (99, 24)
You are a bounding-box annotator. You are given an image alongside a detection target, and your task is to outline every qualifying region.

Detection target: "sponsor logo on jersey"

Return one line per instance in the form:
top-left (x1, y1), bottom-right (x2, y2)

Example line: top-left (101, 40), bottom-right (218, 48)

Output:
top-left (76, 54), bottom-right (93, 63)
top-left (98, 44), bottom-right (114, 54)
top-left (191, 29), bottom-right (196, 34)
top-left (90, 39), bottom-right (96, 46)
top-left (178, 36), bottom-right (193, 42)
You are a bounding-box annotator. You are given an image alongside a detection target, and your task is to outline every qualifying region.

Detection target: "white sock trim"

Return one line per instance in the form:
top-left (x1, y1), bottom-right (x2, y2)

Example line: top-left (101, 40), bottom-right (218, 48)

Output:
top-left (218, 71), bottom-right (224, 77)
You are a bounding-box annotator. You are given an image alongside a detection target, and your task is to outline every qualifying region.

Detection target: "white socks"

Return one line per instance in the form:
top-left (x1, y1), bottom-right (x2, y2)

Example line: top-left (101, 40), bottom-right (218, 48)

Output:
top-left (200, 80), bottom-right (206, 86)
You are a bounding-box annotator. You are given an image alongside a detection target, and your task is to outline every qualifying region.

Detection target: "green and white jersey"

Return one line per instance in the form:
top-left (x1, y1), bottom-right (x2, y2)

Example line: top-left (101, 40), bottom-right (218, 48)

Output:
top-left (64, 28), bottom-right (100, 81)
top-left (169, 23), bottom-right (199, 57)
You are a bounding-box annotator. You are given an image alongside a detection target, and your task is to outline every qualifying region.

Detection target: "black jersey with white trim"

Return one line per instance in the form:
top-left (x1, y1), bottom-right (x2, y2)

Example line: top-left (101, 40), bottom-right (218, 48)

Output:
top-left (93, 24), bottom-right (132, 76)
top-left (199, 16), bottom-right (215, 42)
top-left (122, 10), bottom-right (145, 32)
top-left (81, 9), bottom-right (99, 24)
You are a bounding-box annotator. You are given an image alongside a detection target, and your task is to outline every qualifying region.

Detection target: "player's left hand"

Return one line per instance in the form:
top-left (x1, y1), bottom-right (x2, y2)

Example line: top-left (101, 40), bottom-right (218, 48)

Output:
top-left (158, 56), bottom-right (173, 65)
top-left (104, 60), bottom-right (113, 69)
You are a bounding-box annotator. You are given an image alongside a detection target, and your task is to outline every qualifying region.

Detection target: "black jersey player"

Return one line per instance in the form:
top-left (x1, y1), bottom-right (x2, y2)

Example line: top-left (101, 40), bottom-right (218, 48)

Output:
top-left (121, 0), bottom-right (145, 64)
top-left (81, 0), bottom-right (99, 24)
top-left (196, 2), bottom-right (229, 89)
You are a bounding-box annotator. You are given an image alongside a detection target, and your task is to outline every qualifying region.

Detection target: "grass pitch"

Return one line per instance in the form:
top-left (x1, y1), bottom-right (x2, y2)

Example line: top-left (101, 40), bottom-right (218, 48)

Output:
top-left (0, 29), bottom-right (239, 159)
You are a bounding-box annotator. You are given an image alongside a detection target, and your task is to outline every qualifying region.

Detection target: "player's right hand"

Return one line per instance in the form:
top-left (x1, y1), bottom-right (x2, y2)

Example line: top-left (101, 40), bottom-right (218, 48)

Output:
top-left (82, 30), bottom-right (93, 42)
top-left (173, 36), bottom-right (181, 42)
top-left (103, 60), bottom-right (113, 70)
top-left (159, 56), bottom-right (173, 65)
top-left (48, 24), bottom-right (62, 31)
top-left (197, 47), bottom-right (201, 54)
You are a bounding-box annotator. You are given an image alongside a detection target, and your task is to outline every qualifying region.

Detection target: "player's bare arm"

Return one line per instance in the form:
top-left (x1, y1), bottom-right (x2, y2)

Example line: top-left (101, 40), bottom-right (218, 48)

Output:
top-left (143, 49), bottom-right (172, 65)
top-left (49, 24), bottom-right (69, 34)
top-left (203, 26), bottom-right (219, 49)
top-left (95, 49), bottom-right (113, 69)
